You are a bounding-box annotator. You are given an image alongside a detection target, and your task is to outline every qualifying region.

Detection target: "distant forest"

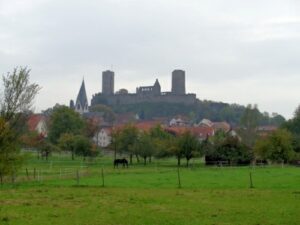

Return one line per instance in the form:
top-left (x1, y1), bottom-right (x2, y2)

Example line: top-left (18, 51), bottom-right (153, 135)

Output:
top-left (111, 100), bottom-right (285, 126)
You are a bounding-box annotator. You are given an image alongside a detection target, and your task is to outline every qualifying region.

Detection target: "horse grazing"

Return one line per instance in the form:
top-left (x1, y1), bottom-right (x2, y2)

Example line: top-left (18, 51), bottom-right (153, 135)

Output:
top-left (114, 158), bottom-right (128, 168)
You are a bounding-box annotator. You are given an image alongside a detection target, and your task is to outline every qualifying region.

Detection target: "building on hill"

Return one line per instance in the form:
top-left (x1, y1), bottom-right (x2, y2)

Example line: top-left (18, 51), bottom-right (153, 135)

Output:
top-left (136, 79), bottom-right (161, 96)
top-left (70, 79), bottom-right (89, 114)
top-left (27, 114), bottom-right (48, 137)
top-left (172, 70), bottom-right (185, 95)
top-left (102, 70), bottom-right (114, 95)
top-left (91, 69), bottom-right (197, 106)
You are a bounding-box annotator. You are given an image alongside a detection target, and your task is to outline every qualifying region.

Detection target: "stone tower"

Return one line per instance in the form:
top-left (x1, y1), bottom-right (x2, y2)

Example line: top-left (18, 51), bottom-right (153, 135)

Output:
top-left (171, 70), bottom-right (186, 95)
top-left (153, 79), bottom-right (161, 95)
top-left (75, 79), bottom-right (89, 114)
top-left (102, 70), bottom-right (114, 95)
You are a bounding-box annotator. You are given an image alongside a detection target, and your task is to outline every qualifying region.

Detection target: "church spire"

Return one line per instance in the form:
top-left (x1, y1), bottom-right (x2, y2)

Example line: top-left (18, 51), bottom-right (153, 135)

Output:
top-left (75, 79), bottom-right (89, 114)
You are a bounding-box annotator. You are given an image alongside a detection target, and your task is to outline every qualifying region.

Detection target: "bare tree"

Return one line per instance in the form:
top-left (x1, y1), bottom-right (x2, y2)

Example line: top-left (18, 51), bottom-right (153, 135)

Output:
top-left (1, 67), bottom-right (41, 121)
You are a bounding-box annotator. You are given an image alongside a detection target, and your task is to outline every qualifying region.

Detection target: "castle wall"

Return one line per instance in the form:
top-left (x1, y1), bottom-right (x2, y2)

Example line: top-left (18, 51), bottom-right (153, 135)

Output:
top-left (93, 93), bottom-right (197, 106)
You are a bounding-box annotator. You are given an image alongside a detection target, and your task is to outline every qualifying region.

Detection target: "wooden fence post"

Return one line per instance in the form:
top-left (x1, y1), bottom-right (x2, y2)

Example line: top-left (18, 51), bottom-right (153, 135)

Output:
top-left (101, 167), bottom-right (105, 187)
top-left (33, 168), bottom-right (36, 180)
top-left (76, 169), bottom-right (80, 186)
top-left (249, 172), bottom-right (254, 188)
top-left (177, 166), bottom-right (181, 189)
top-left (26, 168), bottom-right (29, 180)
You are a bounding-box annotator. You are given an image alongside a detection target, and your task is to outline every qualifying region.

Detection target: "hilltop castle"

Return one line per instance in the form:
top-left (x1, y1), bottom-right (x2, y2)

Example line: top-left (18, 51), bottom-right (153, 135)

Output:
top-left (71, 69), bottom-right (197, 114)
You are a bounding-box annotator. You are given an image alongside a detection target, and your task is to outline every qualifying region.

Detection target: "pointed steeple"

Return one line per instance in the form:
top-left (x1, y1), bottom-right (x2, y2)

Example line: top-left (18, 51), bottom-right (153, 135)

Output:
top-left (75, 79), bottom-right (89, 114)
top-left (153, 78), bottom-right (161, 95)
top-left (154, 78), bottom-right (160, 87)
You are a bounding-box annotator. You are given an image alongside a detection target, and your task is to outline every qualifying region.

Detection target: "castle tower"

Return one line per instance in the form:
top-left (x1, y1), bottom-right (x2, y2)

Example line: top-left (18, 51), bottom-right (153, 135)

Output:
top-left (172, 70), bottom-right (186, 95)
top-left (102, 70), bottom-right (114, 95)
top-left (75, 79), bottom-right (89, 114)
top-left (153, 79), bottom-right (161, 95)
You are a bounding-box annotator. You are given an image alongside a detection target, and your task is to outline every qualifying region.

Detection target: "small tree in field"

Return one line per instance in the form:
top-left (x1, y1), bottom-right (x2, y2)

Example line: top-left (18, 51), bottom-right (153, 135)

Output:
top-left (48, 106), bottom-right (84, 144)
top-left (58, 133), bottom-right (76, 160)
top-left (254, 129), bottom-right (295, 164)
top-left (118, 124), bottom-right (139, 164)
top-left (110, 128), bottom-right (121, 160)
top-left (74, 135), bottom-right (93, 161)
top-left (0, 67), bottom-right (40, 182)
top-left (38, 140), bottom-right (59, 161)
top-left (177, 131), bottom-right (202, 167)
top-left (133, 132), bottom-right (155, 165)
top-left (0, 118), bottom-right (22, 184)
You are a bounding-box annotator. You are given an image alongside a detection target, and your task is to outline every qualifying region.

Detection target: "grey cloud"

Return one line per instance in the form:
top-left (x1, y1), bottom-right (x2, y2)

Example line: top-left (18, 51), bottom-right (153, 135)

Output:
top-left (0, 0), bottom-right (299, 118)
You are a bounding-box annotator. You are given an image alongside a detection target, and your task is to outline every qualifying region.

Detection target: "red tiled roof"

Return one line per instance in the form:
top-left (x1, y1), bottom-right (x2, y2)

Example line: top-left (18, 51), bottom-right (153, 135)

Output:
top-left (212, 122), bottom-right (231, 132)
top-left (111, 121), bottom-right (164, 133)
top-left (135, 121), bottom-right (163, 132)
top-left (165, 126), bottom-right (214, 138)
top-left (27, 114), bottom-right (46, 131)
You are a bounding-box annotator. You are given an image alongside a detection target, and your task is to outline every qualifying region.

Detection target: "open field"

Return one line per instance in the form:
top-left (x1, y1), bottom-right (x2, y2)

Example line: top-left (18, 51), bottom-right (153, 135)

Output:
top-left (0, 153), bottom-right (299, 225)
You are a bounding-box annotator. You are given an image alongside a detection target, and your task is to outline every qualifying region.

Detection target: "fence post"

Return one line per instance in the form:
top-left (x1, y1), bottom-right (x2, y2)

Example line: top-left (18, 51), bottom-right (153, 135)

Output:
top-left (11, 172), bottom-right (16, 185)
top-left (177, 166), bottom-right (181, 189)
top-left (101, 167), bottom-right (105, 187)
top-left (37, 170), bottom-right (40, 182)
top-left (33, 168), bottom-right (36, 180)
top-left (59, 168), bottom-right (62, 179)
top-left (76, 169), bottom-right (80, 186)
top-left (249, 172), bottom-right (254, 189)
top-left (26, 168), bottom-right (29, 180)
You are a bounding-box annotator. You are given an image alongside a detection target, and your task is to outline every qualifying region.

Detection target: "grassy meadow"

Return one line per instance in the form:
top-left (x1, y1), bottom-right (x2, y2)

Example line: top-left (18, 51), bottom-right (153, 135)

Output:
top-left (0, 152), bottom-right (299, 225)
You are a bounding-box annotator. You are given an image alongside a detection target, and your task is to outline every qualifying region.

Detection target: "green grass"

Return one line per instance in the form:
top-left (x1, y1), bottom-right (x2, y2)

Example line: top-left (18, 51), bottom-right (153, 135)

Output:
top-left (0, 153), bottom-right (299, 225)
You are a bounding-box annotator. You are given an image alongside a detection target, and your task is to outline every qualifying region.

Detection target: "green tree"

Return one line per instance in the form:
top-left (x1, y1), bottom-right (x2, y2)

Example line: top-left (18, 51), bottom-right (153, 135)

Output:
top-left (118, 124), bottom-right (139, 164)
top-left (239, 104), bottom-right (260, 149)
top-left (73, 135), bottom-right (93, 161)
top-left (58, 133), bottom-right (76, 160)
top-left (0, 67), bottom-right (40, 183)
top-left (168, 136), bottom-right (183, 166)
top-left (48, 106), bottom-right (84, 144)
top-left (205, 131), bottom-right (253, 165)
top-left (149, 125), bottom-right (171, 159)
top-left (282, 105), bottom-right (300, 134)
top-left (90, 104), bottom-right (115, 123)
top-left (38, 140), bottom-right (59, 161)
top-left (177, 131), bottom-right (202, 167)
top-left (254, 129), bottom-right (294, 163)
top-left (0, 118), bottom-right (22, 184)
top-left (133, 132), bottom-right (155, 165)
top-left (110, 128), bottom-right (121, 160)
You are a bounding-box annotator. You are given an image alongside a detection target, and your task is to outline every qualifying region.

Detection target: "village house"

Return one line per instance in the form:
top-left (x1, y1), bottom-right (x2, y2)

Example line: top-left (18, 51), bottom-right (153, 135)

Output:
top-left (169, 115), bottom-right (190, 127)
top-left (27, 114), bottom-right (48, 137)
top-left (93, 127), bottom-right (112, 148)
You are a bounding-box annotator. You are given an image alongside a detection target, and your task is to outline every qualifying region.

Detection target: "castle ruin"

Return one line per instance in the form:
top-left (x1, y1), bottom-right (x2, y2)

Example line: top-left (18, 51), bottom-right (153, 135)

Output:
top-left (91, 69), bottom-right (197, 106)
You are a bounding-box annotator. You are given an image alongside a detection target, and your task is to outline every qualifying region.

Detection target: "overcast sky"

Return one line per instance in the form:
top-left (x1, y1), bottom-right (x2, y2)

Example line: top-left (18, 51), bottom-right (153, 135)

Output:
top-left (1, 0), bottom-right (299, 118)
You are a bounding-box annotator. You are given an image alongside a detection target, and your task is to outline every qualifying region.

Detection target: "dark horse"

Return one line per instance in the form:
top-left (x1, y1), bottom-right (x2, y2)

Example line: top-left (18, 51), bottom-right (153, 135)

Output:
top-left (114, 158), bottom-right (128, 168)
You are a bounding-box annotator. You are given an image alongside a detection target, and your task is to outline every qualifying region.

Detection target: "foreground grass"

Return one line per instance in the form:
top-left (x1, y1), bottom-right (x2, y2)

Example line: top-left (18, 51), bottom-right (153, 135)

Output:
top-left (1, 187), bottom-right (299, 225)
top-left (0, 153), bottom-right (299, 225)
